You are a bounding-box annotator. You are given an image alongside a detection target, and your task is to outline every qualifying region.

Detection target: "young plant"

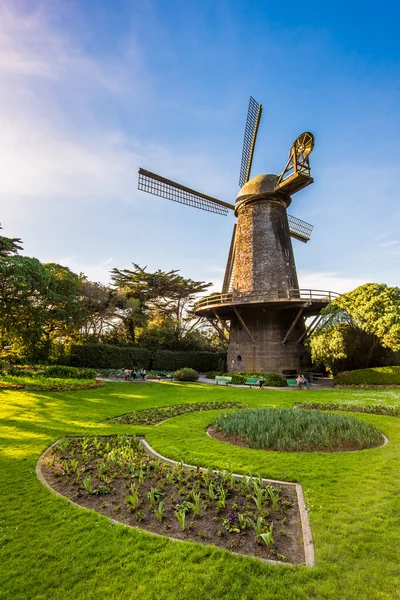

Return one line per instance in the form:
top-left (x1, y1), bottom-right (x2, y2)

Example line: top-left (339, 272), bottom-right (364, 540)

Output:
top-left (83, 475), bottom-right (93, 494)
top-left (147, 487), bottom-right (163, 508)
top-left (188, 491), bottom-right (201, 517)
top-left (70, 459), bottom-right (79, 473)
top-left (259, 523), bottom-right (274, 547)
top-left (208, 483), bottom-right (215, 500)
top-left (165, 470), bottom-right (174, 484)
top-left (217, 486), bottom-right (226, 508)
top-left (154, 501), bottom-right (164, 522)
top-left (138, 468), bottom-right (145, 485)
top-left (248, 516), bottom-right (264, 537)
top-left (267, 486), bottom-right (280, 511)
top-left (126, 484), bottom-right (139, 510)
top-left (237, 513), bottom-right (248, 530)
top-left (252, 486), bottom-right (265, 512)
top-left (175, 509), bottom-right (186, 531)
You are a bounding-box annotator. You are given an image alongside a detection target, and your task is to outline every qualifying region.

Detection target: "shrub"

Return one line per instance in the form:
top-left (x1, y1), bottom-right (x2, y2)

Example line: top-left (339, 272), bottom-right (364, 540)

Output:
top-left (265, 373), bottom-right (287, 387)
top-left (228, 372), bottom-right (288, 387)
top-left (173, 368), bottom-right (199, 382)
top-left (42, 366), bottom-right (97, 379)
top-left (5, 367), bottom-right (36, 377)
top-left (335, 366), bottom-right (400, 386)
top-left (205, 371), bottom-right (223, 379)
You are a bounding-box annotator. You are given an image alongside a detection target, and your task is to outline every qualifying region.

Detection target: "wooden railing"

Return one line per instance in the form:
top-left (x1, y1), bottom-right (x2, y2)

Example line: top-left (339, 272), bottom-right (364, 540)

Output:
top-left (195, 288), bottom-right (339, 311)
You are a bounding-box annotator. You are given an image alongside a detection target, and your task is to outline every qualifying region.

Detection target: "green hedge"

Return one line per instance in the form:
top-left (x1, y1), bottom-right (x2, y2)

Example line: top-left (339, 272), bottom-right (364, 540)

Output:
top-left (63, 343), bottom-right (226, 372)
top-left (335, 366), bottom-right (400, 386)
top-left (42, 365), bottom-right (97, 379)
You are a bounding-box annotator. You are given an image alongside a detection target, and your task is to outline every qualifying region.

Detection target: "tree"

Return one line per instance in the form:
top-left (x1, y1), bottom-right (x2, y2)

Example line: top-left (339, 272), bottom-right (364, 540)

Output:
top-left (0, 255), bottom-right (52, 359)
top-left (0, 224), bottom-right (23, 257)
top-left (80, 281), bottom-right (117, 340)
top-left (335, 283), bottom-right (400, 351)
top-left (110, 264), bottom-right (211, 346)
top-left (41, 263), bottom-right (87, 343)
top-left (309, 284), bottom-right (400, 373)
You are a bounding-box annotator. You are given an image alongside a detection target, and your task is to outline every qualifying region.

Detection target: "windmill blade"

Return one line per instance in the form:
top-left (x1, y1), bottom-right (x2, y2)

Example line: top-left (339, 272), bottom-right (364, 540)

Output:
top-left (138, 168), bottom-right (234, 216)
top-left (222, 224), bottom-right (237, 293)
top-left (239, 97), bottom-right (263, 188)
top-left (287, 214), bottom-right (314, 243)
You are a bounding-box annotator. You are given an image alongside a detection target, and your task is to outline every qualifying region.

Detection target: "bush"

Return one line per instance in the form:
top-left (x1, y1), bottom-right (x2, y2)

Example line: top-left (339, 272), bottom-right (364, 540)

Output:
top-left (42, 365), bottom-right (97, 379)
top-left (228, 372), bottom-right (288, 386)
top-left (335, 366), bottom-right (400, 386)
top-left (5, 367), bottom-right (36, 378)
top-left (205, 371), bottom-right (223, 379)
top-left (173, 368), bottom-right (199, 382)
top-left (265, 373), bottom-right (288, 387)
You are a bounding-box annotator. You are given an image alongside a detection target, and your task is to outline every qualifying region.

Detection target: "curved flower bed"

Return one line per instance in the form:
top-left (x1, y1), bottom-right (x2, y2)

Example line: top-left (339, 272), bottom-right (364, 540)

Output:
top-left (296, 402), bottom-right (400, 417)
top-left (211, 408), bottom-right (384, 452)
top-left (0, 375), bottom-right (103, 391)
top-left (107, 402), bottom-right (246, 426)
top-left (40, 434), bottom-right (304, 563)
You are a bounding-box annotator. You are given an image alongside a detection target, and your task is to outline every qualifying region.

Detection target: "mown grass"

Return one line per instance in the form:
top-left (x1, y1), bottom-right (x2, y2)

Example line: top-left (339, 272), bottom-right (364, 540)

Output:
top-left (1, 382), bottom-right (400, 599)
top-left (213, 407), bottom-right (383, 451)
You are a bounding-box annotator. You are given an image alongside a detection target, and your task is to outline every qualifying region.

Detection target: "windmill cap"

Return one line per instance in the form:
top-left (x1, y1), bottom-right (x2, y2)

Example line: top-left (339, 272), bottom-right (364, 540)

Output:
top-left (236, 174), bottom-right (277, 202)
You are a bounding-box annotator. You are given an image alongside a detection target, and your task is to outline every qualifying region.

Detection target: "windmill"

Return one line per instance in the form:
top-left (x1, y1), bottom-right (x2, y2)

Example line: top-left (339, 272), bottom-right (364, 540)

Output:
top-left (138, 97), bottom-right (338, 374)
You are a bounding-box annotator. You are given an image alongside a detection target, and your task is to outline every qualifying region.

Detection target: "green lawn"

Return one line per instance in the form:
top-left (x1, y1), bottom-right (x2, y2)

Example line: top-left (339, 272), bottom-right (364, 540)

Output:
top-left (1, 382), bottom-right (400, 599)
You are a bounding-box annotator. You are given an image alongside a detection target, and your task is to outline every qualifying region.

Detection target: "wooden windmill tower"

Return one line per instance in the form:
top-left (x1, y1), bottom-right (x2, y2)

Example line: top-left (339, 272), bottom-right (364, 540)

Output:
top-left (138, 97), bottom-right (338, 374)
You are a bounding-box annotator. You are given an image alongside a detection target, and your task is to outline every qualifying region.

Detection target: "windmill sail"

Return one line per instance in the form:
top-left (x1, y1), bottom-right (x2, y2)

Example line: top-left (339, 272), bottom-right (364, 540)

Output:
top-left (138, 168), bottom-right (234, 216)
top-left (222, 224), bottom-right (237, 293)
top-left (239, 97), bottom-right (263, 188)
top-left (287, 214), bottom-right (313, 243)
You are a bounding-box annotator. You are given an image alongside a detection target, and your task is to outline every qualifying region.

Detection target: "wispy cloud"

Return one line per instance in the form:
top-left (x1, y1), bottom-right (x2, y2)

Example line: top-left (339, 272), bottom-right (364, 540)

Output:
top-left (298, 271), bottom-right (368, 294)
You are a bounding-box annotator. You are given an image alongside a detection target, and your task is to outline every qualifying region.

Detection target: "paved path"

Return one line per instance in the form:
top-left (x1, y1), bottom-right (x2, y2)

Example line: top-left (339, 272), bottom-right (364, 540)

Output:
top-left (99, 376), bottom-right (334, 390)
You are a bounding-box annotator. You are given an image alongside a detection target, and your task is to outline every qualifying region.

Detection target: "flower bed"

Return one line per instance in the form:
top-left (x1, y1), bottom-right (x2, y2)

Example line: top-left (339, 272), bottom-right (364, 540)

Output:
top-left (40, 434), bottom-right (304, 563)
top-left (0, 375), bottom-right (103, 391)
top-left (107, 402), bottom-right (246, 426)
top-left (296, 402), bottom-right (400, 417)
top-left (211, 408), bottom-right (384, 452)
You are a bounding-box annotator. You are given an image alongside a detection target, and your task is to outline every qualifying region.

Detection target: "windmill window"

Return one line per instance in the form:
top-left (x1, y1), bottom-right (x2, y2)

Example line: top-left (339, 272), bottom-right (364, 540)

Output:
top-left (237, 355), bottom-right (242, 362)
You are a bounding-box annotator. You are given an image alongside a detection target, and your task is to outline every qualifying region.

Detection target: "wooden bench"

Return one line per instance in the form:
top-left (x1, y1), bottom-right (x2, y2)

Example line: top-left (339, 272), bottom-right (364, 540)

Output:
top-left (287, 379), bottom-right (298, 387)
top-left (215, 376), bottom-right (232, 385)
top-left (245, 377), bottom-right (259, 388)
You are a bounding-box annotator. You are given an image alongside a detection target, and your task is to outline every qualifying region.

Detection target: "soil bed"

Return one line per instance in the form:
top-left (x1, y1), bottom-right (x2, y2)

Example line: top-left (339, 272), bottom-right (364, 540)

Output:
top-left (107, 402), bottom-right (246, 426)
top-left (40, 435), bottom-right (304, 564)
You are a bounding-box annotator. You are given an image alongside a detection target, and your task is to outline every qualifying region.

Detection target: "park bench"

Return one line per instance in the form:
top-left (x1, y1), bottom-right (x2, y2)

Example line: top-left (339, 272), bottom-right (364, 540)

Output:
top-left (245, 377), bottom-right (259, 388)
top-left (287, 379), bottom-right (298, 387)
top-left (215, 376), bottom-right (232, 385)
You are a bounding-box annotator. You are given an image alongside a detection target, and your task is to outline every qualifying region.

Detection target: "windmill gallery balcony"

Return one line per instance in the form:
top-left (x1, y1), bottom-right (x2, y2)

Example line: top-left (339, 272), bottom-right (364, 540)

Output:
top-left (194, 288), bottom-right (339, 319)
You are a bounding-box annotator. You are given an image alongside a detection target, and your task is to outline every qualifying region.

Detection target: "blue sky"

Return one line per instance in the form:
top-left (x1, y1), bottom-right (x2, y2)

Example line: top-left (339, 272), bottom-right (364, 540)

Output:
top-left (1, 0), bottom-right (399, 293)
